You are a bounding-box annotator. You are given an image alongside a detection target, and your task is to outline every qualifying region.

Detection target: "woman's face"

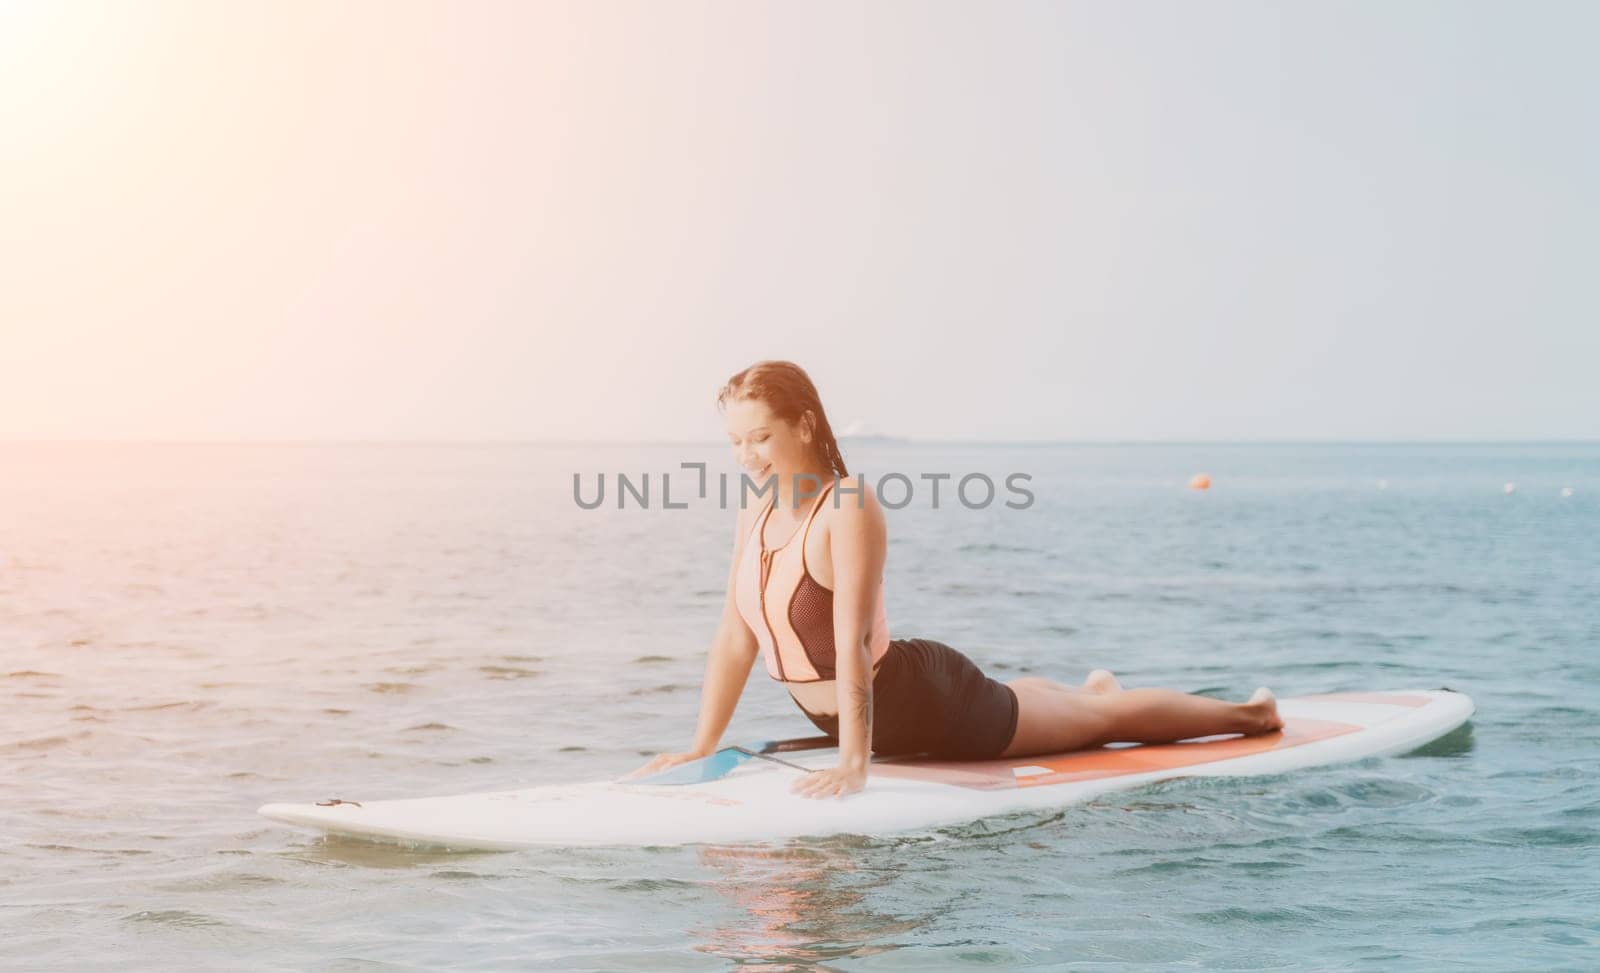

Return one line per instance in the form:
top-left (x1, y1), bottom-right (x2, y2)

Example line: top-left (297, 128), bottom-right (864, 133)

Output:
top-left (723, 397), bottom-right (815, 483)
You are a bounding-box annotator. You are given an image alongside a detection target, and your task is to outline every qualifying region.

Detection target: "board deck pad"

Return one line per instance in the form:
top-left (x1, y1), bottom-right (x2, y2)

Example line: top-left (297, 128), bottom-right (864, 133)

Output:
top-left (259, 689), bottom-right (1474, 850)
top-left (875, 715), bottom-right (1363, 791)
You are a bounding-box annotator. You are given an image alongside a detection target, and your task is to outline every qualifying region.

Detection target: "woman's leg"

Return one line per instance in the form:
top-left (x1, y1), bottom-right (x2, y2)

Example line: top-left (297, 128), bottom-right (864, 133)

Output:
top-left (1084, 669), bottom-right (1123, 694)
top-left (1007, 669), bottom-right (1124, 696)
top-left (1001, 685), bottom-right (1282, 759)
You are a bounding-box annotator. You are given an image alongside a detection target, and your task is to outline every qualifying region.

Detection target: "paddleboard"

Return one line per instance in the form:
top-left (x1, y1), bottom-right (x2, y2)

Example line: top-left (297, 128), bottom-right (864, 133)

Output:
top-left (258, 689), bottom-right (1472, 850)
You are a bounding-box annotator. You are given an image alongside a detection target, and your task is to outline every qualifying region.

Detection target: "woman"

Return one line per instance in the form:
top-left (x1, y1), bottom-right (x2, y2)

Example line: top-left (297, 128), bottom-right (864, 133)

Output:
top-left (635, 361), bottom-right (1283, 799)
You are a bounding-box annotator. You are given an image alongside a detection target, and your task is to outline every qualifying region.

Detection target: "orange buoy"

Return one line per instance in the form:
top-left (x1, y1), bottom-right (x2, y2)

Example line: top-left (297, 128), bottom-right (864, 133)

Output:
top-left (1188, 473), bottom-right (1212, 490)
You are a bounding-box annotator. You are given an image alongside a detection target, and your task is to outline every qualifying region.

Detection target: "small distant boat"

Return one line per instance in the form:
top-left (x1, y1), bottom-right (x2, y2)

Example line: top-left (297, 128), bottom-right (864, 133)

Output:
top-left (836, 419), bottom-right (908, 444)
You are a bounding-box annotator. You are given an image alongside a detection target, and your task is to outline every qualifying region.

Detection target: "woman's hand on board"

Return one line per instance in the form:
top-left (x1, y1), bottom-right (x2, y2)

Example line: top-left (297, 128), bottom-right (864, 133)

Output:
top-left (626, 749), bottom-right (710, 780)
top-left (791, 763), bottom-right (867, 799)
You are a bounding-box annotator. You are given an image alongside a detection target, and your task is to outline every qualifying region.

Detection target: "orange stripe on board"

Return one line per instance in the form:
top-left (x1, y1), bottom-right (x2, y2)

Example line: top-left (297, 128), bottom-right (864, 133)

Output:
top-left (874, 717), bottom-right (1362, 791)
top-left (1301, 692), bottom-right (1431, 708)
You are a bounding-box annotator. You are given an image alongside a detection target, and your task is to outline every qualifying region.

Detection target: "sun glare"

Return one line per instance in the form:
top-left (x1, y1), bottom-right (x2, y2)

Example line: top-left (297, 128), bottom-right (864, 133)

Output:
top-left (0, 0), bottom-right (65, 56)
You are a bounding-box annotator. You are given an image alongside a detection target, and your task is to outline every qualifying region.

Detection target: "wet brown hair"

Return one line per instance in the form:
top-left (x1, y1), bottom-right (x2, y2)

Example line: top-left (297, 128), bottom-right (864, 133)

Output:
top-left (717, 361), bottom-right (848, 478)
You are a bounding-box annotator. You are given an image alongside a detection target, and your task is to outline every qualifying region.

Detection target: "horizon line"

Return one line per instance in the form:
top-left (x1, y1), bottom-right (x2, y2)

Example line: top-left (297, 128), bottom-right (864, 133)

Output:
top-left (4, 437), bottom-right (1598, 447)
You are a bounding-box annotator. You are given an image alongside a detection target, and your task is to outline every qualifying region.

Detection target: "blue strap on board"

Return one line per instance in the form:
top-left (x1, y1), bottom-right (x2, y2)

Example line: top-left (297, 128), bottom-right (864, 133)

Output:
top-left (630, 747), bottom-right (764, 786)
top-left (627, 735), bottom-right (837, 786)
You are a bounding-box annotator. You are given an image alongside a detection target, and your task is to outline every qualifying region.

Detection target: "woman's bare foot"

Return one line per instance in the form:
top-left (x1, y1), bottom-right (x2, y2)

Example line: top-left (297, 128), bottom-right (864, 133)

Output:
top-left (1084, 669), bottom-right (1123, 694)
top-left (1245, 687), bottom-right (1284, 734)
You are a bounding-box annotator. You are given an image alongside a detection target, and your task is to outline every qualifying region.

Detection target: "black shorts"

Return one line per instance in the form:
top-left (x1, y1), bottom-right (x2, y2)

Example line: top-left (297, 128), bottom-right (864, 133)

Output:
top-left (796, 637), bottom-right (1019, 760)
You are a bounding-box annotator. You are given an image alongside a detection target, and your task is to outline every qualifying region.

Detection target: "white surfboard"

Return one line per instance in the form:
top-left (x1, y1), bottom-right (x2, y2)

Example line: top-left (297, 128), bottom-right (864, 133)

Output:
top-left (258, 689), bottom-right (1473, 850)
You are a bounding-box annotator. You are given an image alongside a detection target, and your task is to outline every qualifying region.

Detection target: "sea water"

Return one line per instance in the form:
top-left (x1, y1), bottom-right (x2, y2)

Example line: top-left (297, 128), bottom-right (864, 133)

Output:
top-left (2, 442), bottom-right (1595, 970)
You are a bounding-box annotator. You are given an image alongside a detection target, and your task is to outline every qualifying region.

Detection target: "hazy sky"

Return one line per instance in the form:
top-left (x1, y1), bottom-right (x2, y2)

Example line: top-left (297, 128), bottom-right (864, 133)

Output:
top-left (2, 0), bottom-right (1595, 442)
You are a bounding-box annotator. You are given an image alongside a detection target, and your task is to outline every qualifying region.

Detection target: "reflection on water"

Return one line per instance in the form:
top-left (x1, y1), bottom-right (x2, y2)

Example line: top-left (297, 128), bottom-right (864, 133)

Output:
top-left (1401, 722), bottom-right (1476, 758)
top-left (692, 839), bottom-right (931, 970)
top-left (279, 834), bottom-right (506, 871)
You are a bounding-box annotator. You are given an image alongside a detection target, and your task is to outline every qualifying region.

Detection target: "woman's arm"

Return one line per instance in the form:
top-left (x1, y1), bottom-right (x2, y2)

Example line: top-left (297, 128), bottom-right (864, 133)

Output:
top-left (686, 551), bottom-right (761, 754)
top-left (793, 477), bottom-right (886, 799)
top-left (630, 507), bottom-right (760, 777)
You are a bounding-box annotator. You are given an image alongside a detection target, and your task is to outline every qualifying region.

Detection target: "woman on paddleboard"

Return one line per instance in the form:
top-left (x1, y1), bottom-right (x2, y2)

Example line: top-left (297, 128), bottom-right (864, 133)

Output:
top-left (637, 360), bottom-right (1283, 799)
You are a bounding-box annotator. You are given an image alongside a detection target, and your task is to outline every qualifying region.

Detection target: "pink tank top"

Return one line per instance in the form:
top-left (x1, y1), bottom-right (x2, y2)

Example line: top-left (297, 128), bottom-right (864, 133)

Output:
top-left (734, 481), bottom-right (892, 682)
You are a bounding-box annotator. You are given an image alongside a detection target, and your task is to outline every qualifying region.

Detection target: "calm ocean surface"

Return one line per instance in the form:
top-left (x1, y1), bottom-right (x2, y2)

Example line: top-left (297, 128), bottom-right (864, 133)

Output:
top-left (2, 442), bottom-right (1596, 970)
